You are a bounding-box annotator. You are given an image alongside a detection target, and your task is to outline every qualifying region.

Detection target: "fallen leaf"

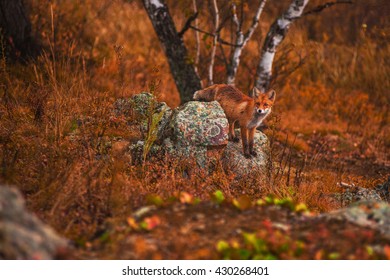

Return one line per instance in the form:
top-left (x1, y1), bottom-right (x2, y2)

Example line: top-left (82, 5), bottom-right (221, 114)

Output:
top-left (180, 192), bottom-right (193, 204)
top-left (216, 240), bottom-right (230, 252)
top-left (315, 249), bottom-right (324, 260)
top-left (211, 190), bottom-right (225, 204)
top-left (140, 215), bottom-right (161, 231)
top-left (384, 245), bottom-right (390, 260)
top-left (146, 194), bottom-right (164, 206)
top-left (233, 195), bottom-right (252, 210)
top-left (127, 217), bottom-right (139, 230)
top-left (295, 203), bottom-right (309, 213)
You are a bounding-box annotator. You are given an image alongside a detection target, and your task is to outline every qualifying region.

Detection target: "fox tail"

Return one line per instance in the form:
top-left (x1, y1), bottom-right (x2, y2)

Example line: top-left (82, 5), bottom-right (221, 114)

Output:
top-left (193, 87), bottom-right (216, 101)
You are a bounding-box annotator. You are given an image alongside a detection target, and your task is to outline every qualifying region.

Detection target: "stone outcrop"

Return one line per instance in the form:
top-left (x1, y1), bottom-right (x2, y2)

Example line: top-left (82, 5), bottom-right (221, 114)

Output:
top-left (0, 186), bottom-right (67, 259)
top-left (116, 93), bottom-right (269, 175)
top-left (324, 200), bottom-right (390, 239)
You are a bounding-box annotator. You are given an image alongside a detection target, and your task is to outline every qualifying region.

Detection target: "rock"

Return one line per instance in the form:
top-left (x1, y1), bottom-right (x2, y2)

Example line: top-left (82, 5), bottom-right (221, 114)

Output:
top-left (375, 177), bottom-right (390, 202)
top-left (0, 186), bottom-right (67, 259)
top-left (169, 101), bottom-right (228, 146)
top-left (340, 187), bottom-right (382, 205)
top-left (163, 101), bottom-right (229, 167)
top-left (333, 183), bottom-right (384, 207)
top-left (222, 129), bottom-right (269, 178)
top-left (114, 93), bottom-right (173, 143)
top-left (123, 94), bottom-right (269, 175)
top-left (325, 201), bottom-right (390, 239)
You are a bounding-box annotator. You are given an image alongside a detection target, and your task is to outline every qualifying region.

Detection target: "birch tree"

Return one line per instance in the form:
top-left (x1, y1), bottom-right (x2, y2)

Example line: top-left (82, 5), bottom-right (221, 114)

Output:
top-left (255, 0), bottom-right (310, 92)
top-left (207, 0), bottom-right (219, 86)
top-left (192, 0), bottom-right (201, 80)
top-left (227, 0), bottom-right (267, 85)
top-left (141, 0), bottom-right (351, 103)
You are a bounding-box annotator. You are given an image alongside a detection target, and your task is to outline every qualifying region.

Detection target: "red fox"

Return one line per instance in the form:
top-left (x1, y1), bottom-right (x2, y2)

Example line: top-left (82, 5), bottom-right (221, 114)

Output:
top-left (193, 84), bottom-right (276, 158)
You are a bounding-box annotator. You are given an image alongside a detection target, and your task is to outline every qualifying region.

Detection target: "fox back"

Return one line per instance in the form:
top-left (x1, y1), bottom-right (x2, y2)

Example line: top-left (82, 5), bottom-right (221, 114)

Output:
top-left (193, 84), bottom-right (276, 158)
top-left (193, 84), bottom-right (276, 129)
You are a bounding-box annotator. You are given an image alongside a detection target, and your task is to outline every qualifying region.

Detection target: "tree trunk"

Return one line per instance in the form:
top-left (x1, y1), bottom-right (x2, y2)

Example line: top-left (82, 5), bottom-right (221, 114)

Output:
top-left (0, 0), bottom-right (37, 60)
top-left (227, 0), bottom-right (267, 85)
top-left (142, 0), bottom-right (202, 104)
top-left (255, 0), bottom-right (309, 92)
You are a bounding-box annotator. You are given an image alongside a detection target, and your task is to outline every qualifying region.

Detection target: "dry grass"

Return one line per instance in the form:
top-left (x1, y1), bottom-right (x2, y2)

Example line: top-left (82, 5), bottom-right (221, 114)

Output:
top-left (0, 0), bottom-right (389, 249)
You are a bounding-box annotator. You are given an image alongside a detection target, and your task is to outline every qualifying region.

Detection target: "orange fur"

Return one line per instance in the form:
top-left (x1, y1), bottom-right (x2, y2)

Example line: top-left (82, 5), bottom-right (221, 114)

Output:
top-left (194, 84), bottom-right (276, 158)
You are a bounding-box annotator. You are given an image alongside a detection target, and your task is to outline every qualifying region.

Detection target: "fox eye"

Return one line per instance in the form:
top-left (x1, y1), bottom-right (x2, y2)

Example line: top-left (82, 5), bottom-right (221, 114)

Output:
top-left (255, 102), bottom-right (260, 106)
top-left (264, 103), bottom-right (269, 107)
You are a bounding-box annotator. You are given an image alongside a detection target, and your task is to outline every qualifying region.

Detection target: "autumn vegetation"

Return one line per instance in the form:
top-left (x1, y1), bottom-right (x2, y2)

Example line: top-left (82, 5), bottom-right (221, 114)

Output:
top-left (0, 0), bottom-right (389, 259)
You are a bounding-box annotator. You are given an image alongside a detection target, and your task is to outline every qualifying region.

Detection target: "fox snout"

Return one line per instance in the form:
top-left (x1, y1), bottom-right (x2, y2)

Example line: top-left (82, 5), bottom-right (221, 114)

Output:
top-left (257, 108), bottom-right (269, 115)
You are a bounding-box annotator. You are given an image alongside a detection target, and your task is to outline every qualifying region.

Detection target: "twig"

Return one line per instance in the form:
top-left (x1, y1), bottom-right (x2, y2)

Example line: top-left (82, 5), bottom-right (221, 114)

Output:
top-left (178, 12), bottom-right (199, 37)
top-left (188, 26), bottom-right (241, 47)
top-left (303, 0), bottom-right (353, 16)
top-left (338, 182), bottom-right (357, 188)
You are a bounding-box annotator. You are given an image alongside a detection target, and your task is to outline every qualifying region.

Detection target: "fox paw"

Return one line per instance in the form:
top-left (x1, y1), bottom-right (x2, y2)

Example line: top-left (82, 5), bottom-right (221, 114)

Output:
top-left (229, 136), bottom-right (240, 143)
top-left (244, 153), bottom-right (252, 159)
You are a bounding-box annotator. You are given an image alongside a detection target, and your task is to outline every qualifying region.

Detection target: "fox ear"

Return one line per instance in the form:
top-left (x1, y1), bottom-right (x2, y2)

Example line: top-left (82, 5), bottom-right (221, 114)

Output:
top-left (249, 87), bottom-right (261, 98)
top-left (266, 89), bottom-right (276, 101)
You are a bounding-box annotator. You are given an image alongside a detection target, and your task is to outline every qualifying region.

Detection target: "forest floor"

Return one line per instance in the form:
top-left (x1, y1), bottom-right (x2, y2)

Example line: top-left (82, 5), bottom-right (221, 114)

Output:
top-left (67, 126), bottom-right (390, 260)
top-left (1, 0), bottom-right (389, 261)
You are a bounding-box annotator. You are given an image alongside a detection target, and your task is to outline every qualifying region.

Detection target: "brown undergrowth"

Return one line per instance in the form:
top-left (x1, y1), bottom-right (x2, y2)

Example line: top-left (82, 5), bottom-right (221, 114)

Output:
top-left (0, 0), bottom-right (389, 258)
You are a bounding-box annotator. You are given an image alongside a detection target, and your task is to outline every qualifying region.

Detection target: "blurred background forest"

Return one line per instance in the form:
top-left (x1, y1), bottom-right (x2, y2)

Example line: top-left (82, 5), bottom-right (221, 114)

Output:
top-left (0, 0), bottom-right (389, 258)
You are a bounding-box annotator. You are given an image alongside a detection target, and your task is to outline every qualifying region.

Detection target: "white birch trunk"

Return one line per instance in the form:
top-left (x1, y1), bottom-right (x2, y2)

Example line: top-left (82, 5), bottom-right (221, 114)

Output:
top-left (208, 0), bottom-right (219, 86)
top-left (192, 0), bottom-right (201, 81)
top-left (227, 0), bottom-right (267, 85)
top-left (255, 0), bottom-right (310, 92)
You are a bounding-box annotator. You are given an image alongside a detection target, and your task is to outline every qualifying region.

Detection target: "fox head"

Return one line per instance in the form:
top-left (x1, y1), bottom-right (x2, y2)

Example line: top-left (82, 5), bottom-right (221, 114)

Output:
top-left (249, 87), bottom-right (276, 115)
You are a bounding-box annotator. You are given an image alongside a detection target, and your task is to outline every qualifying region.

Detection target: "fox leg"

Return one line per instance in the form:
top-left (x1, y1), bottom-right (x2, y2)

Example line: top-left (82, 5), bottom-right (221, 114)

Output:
top-left (248, 128), bottom-right (257, 156)
top-left (240, 127), bottom-right (250, 158)
top-left (228, 120), bottom-right (239, 142)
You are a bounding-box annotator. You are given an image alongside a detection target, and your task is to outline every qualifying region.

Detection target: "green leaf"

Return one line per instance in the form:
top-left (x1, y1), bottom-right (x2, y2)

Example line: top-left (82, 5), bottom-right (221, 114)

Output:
top-left (211, 190), bottom-right (225, 204)
top-left (264, 254), bottom-right (278, 260)
top-left (238, 249), bottom-right (251, 260)
top-left (264, 195), bottom-right (274, 204)
top-left (146, 194), bottom-right (164, 206)
top-left (295, 202), bottom-right (309, 213)
top-left (216, 240), bottom-right (230, 252)
top-left (193, 197), bottom-right (201, 205)
top-left (256, 199), bottom-right (265, 206)
top-left (366, 246), bottom-right (374, 256)
top-left (328, 252), bottom-right (340, 260)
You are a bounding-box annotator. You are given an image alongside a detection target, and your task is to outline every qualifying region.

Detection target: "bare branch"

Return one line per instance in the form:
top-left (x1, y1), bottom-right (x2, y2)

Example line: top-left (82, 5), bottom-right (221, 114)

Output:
top-left (218, 43), bottom-right (229, 70)
top-left (188, 26), bottom-right (237, 46)
top-left (231, 3), bottom-right (240, 30)
top-left (243, 0), bottom-right (267, 46)
top-left (272, 47), bottom-right (305, 87)
top-left (208, 0), bottom-right (220, 85)
top-left (178, 12), bottom-right (198, 37)
top-left (303, 0), bottom-right (353, 16)
top-left (192, 0), bottom-right (201, 82)
top-left (255, 0), bottom-right (310, 92)
top-left (227, 0), bottom-right (267, 85)
top-left (189, 25), bottom-right (214, 37)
